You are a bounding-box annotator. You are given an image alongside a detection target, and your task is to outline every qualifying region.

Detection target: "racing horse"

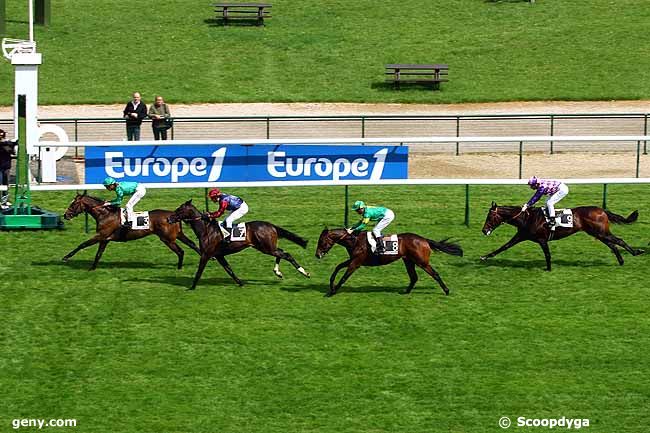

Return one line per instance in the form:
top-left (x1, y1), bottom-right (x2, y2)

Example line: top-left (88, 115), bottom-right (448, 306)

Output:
top-left (167, 200), bottom-right (311, 290)
top-left (315, 228), bottom-right (463, 297)
top-left (62, 192), bottom-right (201, 270)
top-left (480, 202), bottom-right (644, 270)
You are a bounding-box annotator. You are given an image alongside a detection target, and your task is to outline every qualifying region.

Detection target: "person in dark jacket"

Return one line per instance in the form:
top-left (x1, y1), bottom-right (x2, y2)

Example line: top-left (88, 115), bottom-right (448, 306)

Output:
top-left (122, 92), bottom-right (148, 141)
top-left (0, 129), bottom-right (17, 207)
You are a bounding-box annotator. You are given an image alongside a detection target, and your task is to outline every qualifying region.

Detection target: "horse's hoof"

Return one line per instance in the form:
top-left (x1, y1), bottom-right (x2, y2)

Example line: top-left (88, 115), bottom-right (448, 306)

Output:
top-left (444, 289), bottom-right (450, 296)
top-left (324, 292), bottom-right (334, 298)
top-left (399, 290), bottom-right (410, 295)
top-left (274, 272), bottom-right (284, 279)
top-left (304, 272), bottom-right (311, 279)
top-left (634, 249), bottom-right (645, 256)
top-left (479, 256), bottom-right (488, 262)
top-left (187, 287), bottom-right (196, 291)
top-left (62, 256), bottom-right (69, 262)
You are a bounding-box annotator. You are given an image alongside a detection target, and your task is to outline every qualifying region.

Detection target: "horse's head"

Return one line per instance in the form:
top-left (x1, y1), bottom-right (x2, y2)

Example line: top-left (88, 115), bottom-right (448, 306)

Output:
top-left (64, 193), bottom-right (87, 220)
top-left (168, 199), bottom-right (200, 224)
top-left (482, 201), bottom-right (504, 236)
top-left (315, 228), bottom-right (350, 259)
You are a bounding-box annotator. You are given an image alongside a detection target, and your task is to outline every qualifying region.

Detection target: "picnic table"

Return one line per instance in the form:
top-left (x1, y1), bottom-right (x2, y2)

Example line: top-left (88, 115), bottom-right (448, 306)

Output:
top-left (385, 64), bottom-right (449, 90)
top-left (213, 3), bottom-right (272, 26)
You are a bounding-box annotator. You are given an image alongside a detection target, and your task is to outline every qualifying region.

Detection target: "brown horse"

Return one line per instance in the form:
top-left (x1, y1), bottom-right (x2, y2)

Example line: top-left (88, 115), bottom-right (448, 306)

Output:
top-left (480, 202), bottom-right (644, 270)
top-left (167, 200), bottom-right (311, 290)
top-left (315, 228), bottom-right (463, 297)
top-left (62, 193), bottom-right (200, 270)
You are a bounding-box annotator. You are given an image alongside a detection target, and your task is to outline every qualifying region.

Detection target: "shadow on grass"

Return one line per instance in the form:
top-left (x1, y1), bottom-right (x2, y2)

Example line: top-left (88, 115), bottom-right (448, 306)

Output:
top-left (125, 275), bottom-right (275, 289)
top-left (204, 18), bottom-right (267, 27)
top-left (370, 82), bottom-right (444, 92)
top-left (456, 257), bottom-right (615, 269)
top-left (32, 259), bottom-right (171, 270)
top-left (280, 281), bottom-right (440, 296)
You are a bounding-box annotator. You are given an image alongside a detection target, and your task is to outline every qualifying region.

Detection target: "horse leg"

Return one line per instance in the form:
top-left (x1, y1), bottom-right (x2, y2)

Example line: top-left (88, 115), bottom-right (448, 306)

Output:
top-left (215, 256), bottom-right (243, 286)
top-left (327, 260), bottom-right (362, 298)
top-left (603, 234), bottom-right (645, 256)
top-left (329, 259), bottom-right (351, 294)
top-left (176, 231), bottom-right (201, 255)
top-left (480, 232), bottom-right (525, 261)
top-left (539, 241), bottom-right (552, 271)
top-left (594, 236), bottom-right (625, 265)
top-left (89, 241), bottom-right (109, 271)
top-left (161, 239), bottom-right (184, 269)
top-left (415, 262), bottom-right (449, 295)
top-left (402, 258), bottom-right (418, 295)
top-left (269, 248), bottom-right (311, 279)
top-left (62, 235), bottom-right (102, 261)
top-left (190, 254), bottom-right (211, 291)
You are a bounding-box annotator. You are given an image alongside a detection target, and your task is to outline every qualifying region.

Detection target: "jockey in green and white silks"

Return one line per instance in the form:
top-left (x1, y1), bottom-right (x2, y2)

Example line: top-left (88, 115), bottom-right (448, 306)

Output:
top-left (103, 177), bottom-right (146, 225)
top-left (348, 200), bottom-right (395, 254)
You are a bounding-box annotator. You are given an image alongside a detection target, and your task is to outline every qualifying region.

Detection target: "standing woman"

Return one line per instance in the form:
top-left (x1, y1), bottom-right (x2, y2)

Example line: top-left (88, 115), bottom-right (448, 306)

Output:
top-left (148, 95), bottom-right (172, 141)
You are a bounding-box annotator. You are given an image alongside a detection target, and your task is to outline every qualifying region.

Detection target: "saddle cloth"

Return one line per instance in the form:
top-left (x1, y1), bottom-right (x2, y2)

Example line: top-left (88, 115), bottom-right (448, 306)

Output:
top-left (366, 232), bottom-right (399, 255)
top-left (121, 209), bottom-right (150, 230)
top-left (543, 208), bottom-right (573, 228)
top-left (220, 222), bottom-right (246, 241)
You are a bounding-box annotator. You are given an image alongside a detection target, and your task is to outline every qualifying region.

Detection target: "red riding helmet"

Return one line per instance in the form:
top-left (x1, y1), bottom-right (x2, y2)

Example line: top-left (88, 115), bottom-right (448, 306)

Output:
top-left (208, 188), bottom-right (221, 200)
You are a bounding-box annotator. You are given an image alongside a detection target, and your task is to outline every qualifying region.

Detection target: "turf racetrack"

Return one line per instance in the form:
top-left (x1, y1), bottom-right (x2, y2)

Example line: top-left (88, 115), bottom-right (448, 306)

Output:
top-left (1, 185), bottom-right (649, 432)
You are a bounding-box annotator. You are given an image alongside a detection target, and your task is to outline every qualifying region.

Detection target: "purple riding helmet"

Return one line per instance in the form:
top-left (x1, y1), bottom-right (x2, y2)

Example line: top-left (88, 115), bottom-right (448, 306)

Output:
top-left (527, 176), bottom-right (538, 187)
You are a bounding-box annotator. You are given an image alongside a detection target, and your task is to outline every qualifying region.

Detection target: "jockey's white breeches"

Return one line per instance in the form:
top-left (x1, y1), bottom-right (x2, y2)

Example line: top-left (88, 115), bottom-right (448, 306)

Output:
top-left (372, 209), bottom-right (395, 237)
top-left (125, 185), bottom-right (146, 222)
top-left (546, 183), bottom-right (569, 218)
top-left (224, 202), bottom-right (249, 228)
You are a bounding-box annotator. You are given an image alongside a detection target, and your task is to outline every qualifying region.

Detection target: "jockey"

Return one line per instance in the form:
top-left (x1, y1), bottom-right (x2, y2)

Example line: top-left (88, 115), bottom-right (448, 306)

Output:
top-left (207, 188), bottom-right (248, 243)
top-left (103, 177), bottom-right (146, 227)
top-left (521, 176), bottom-right (569, 229)
top-left (348, 200), bottom-right (395, 254)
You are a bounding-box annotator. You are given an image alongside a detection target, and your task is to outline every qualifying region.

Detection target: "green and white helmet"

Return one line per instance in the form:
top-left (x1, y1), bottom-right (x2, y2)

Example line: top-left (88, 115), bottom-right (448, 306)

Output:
top-left (352, 200), bottom-right (366, 210)
top-left (103, 176), bottom-right (117, 186)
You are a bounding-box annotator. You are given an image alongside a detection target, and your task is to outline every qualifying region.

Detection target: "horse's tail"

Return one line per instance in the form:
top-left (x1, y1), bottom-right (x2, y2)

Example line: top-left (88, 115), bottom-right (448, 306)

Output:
top-left (427, 238), bottom-right (463, 257)
top-left (605, 209), bottom-right (639, 224)
top-left (274, 225), bottom-right (308, 249)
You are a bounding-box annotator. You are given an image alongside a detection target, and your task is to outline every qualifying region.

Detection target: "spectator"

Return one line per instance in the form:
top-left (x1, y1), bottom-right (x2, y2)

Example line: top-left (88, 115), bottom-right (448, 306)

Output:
top-left (122, 92), bottom-right (147, 141)
top-left (0, 129), bottom-right (17, 208)
top-left (148, 95), bottom-right (172, 140)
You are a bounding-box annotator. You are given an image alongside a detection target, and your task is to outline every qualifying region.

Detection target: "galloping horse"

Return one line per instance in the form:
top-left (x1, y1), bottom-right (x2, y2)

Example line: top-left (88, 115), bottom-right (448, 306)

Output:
top-left (481, 202), bottom-right (644, 270)
top-left (63, 193), bottom-right (200, 270)
top-left (315, 228), bottom-right (463, 297)
top-left (167, 200), bottom-right (311, 290)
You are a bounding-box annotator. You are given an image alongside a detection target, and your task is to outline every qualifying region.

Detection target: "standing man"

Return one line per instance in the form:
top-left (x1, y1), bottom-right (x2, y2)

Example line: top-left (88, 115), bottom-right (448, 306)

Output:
top-left (0, 129), bottom-right (17, 208)
top-left (148, 95), bottom-right (172, 141)
top-left (122, 92), bottom-right (147, 141)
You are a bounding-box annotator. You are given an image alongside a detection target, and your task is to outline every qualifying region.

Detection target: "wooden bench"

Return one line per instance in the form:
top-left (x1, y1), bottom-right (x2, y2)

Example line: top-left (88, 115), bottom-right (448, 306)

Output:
top-left (213, 3), bottom-right (272, 26)
top-left (385, 64), bottom-right (449, 90)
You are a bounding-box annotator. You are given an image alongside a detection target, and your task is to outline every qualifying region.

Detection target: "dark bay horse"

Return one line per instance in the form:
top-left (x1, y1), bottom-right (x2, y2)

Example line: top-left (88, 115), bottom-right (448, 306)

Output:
top-left (481, 202), bottom-right (644, 270)
top-left (167, 200), bottom-right (311, 290)
top-left (315, 228), bottom-right (463, 297)
top-left (63, 193), bottom-right (200, 270)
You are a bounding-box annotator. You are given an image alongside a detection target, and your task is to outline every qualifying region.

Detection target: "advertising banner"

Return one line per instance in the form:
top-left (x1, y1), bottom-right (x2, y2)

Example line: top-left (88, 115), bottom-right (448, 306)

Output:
top-left (85, 144), bottom-right (408, 183)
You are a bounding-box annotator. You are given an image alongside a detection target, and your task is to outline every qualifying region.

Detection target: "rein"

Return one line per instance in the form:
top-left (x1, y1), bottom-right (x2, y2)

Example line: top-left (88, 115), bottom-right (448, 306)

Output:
top-left (492, 206), bottom-right (525, 223)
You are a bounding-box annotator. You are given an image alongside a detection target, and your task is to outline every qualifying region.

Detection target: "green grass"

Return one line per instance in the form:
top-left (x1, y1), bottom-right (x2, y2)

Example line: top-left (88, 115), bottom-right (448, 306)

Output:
top-left (2, 1), bottom-right (650, 105)
top-left (1, 184), bottom-right (649, 432)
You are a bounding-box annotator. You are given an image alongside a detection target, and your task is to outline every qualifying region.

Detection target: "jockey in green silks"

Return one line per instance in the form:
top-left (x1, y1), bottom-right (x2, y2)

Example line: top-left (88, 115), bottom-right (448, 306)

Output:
top-left (348, 200), bottom-right (395, 254)
top-left (103, 177), bottom-right (146, 227)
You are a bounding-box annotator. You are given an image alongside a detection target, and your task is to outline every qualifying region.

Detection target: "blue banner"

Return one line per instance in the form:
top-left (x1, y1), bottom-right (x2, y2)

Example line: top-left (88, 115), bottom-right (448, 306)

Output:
top-left (85, 144), bottom-right (408, 183)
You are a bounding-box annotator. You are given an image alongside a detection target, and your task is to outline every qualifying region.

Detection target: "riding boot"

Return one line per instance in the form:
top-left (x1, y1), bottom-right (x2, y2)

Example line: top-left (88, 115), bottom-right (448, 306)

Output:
top-left (374, 235), bottom-right (385, 254)
top-left (546, 217), bottom-right (556, 230)
top-left (221, 223), bottom-right (231, 244)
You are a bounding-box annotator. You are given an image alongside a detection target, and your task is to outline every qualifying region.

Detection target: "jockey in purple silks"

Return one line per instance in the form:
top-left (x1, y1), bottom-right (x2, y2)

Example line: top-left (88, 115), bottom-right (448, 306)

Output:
top-left (521, 176), bottom-right (569, 229)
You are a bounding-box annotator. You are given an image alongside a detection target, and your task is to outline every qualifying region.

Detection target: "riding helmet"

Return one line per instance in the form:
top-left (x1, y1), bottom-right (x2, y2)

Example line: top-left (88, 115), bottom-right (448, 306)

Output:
top-left (208, 188), bottom-right (221, 199)
top-left (527, 176), bottom-right (538, 186)
top-left (352, 200), bottom-right (365, 210)
top-left (103, 177), bottom-right (117, 186)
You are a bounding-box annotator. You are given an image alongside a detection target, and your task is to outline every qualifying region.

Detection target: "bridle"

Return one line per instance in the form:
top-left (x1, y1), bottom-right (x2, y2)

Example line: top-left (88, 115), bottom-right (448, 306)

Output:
top-left (490, 206), bottom-right (526, 225)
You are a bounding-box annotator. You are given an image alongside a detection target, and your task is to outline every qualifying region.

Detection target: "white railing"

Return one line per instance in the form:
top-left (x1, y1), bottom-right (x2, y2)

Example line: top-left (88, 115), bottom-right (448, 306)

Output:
top-left (31, 135), bottom-right (650, 147)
